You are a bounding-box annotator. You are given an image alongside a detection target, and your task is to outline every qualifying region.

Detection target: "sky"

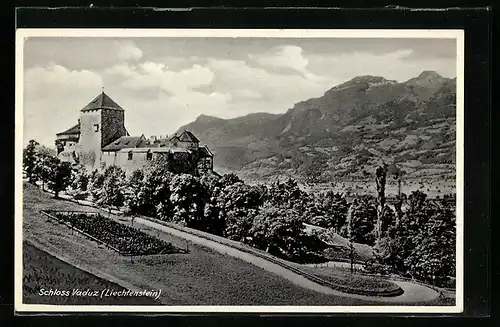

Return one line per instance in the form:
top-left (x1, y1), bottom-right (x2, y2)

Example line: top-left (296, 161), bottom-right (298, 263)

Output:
top-left (22, 37), bottom-right (457, 147)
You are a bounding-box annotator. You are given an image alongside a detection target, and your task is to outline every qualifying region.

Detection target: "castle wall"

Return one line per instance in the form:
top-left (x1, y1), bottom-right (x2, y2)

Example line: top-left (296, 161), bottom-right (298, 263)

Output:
top-left (101, 151), bottom-right (118, 167)
top-left (79, 109), bottom-right (101, 168)
top-left (115, 152), bottom-right (150, 175)
top-left (99, 151), bottom-right (200, 176)
top-left (78, 108), bottom-right (127, 170)
top-left (101, 109), bottom-right (127, 148)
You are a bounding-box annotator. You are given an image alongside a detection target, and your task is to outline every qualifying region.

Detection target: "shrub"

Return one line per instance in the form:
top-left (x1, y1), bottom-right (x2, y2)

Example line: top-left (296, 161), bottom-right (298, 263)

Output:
top-left (100, 165), bottom-right (127, 209)
top-left (45, 158), bottom-right (73, 198)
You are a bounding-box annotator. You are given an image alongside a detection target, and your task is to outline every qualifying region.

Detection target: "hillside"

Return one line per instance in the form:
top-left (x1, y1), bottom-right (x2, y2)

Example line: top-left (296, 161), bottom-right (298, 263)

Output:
top-left (179, 71), bottom-right (456, 183)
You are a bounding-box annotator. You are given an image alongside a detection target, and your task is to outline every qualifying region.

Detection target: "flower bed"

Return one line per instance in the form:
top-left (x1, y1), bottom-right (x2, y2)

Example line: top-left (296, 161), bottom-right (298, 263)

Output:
top-left (42, 210), bottom-right (178, 256)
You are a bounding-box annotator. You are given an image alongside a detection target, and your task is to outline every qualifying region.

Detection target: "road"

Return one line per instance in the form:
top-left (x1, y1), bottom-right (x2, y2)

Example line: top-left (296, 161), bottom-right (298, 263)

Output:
top-left (134, 216), bottom-right (440, 304)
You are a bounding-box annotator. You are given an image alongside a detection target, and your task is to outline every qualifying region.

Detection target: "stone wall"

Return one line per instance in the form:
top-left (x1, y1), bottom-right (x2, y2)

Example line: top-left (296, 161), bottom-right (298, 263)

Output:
top-left (100, 109), bottom-right (127, 148)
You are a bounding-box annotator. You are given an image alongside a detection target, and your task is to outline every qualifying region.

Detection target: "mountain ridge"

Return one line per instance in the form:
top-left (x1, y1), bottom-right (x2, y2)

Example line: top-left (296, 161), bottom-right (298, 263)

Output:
top-left (178, 71), bottom-right (456, 183)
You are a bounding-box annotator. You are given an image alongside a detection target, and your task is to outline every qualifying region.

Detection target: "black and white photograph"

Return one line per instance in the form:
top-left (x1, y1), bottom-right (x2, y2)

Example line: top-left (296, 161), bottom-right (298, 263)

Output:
top-left (15, 29), bottom-right (464, 313)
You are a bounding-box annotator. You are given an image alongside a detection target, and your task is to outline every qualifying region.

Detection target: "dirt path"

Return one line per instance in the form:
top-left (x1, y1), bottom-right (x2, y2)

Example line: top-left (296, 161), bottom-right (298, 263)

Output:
top-left (133, 217), bottom-right (440, 303)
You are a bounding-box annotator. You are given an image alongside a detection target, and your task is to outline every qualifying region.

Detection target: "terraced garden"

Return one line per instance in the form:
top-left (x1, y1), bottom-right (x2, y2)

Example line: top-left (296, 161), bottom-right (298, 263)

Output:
top-left (42, 210), bottom-right (179, 256)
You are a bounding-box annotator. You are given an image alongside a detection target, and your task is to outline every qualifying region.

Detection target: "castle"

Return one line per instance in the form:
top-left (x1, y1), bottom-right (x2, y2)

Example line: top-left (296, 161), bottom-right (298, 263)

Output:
top-left (55, 91), bottom-right (217, 176)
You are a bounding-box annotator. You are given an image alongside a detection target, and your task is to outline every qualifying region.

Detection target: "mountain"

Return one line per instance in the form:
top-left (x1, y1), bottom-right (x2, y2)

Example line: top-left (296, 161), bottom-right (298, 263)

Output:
top-left (179, 71), bottom-right (456, 183)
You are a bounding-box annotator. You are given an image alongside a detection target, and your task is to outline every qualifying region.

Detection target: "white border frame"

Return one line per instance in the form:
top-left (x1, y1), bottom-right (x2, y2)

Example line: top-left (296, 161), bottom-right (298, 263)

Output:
top-left (14, 28), bottom-right (465, 314)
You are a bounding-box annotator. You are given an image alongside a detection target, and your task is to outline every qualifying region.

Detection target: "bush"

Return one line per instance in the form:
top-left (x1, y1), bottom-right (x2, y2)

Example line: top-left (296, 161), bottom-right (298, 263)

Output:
top-left (248, 205), bottom-right (327, 263)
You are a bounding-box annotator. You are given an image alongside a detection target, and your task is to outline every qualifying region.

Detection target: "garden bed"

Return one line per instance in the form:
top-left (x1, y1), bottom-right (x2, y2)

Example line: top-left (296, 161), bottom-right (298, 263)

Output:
top-left (40, 210), bottom-right (179, 256)
top-left (299, 266), bottom-right (404, 297)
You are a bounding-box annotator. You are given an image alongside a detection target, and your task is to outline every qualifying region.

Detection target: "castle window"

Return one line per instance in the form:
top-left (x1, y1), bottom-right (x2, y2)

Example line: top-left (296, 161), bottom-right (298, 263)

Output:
top-left (146, 150), bottom-right (153, 161)
top-left (128, 151), bottom-right (133, 160)
top-left (94, 124), bottom-right (99, 132)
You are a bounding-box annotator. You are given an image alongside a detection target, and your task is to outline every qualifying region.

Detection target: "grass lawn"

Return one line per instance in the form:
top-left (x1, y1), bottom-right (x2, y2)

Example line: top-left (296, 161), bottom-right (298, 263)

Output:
top-left (23, 182), bottom-right (382, 306)
top-left (299, 266), bottom-right (403, 296)
top-left (23, 241), bottom-right (161, 305)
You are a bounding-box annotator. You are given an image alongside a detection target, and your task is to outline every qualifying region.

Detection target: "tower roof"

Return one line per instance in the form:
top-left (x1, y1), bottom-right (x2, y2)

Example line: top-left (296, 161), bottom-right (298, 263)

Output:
top-left (56, 122), bottom-right (80, 136)
top-left (81, 91), bottom-right (124, 112)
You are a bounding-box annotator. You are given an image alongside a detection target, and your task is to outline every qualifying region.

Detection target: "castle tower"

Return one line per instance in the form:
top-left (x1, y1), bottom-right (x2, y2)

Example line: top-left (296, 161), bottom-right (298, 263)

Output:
top-left (78, 91), bottom-right (128, 168)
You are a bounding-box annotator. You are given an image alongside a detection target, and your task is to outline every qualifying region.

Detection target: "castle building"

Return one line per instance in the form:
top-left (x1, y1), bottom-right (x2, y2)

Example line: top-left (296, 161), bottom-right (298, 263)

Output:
top-left (56, 91), bottom-right (216, 176)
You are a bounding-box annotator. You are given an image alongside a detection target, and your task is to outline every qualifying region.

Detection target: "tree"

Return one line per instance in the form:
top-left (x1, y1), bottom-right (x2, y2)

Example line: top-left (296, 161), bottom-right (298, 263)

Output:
top-left (344, 202), bottom-right (356, 274)
top-left (137, 167), bottom-right (174, 218)
top-left (129, 169), bottom-right (144, 189)
top-left (169, 174), bottom-right (209, 229)
top-left (100, 165), bottom-right (126, 209)
top-left (403, 200), bottom-right (456, 286)
top-left (200, 175), bottom-right (225, 235)
top-left (224, 208), bottom-right (258, 242)
top-left (248, 204), bottom-right (326, 263)
top-left (123, 169), bottom-right (145, 219)
top-left (46, 159), bottom-right (73, 198)
top-left (375, 163), bottom-right (388, 241)
top-left (23, 140), bottom-right (39, 183)
top-left (369, 190), bottom-right (456, 286)
top-left (308, 191), bottom-right (349, 232)
top-left (220, 182), bottom-right (263, 239)
top-left (264, 178), bottom-right (308, 213)
top-left (218, 173), bottom-right (242, 188)
top-left (88, 169), bottom-right (105, 202)
top-left (392, 166), bottom-right (406, 225)
top-left (70, 164), bottom-right (89, 192)
top-left (36, 155), bottom-right (59, 191)
top-left (341, 196), bottom-right (378, 246)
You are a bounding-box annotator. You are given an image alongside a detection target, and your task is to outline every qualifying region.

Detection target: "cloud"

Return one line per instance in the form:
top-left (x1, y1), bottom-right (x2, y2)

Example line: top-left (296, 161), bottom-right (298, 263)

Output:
top-left (103, 62), bottom-right (214, 95)
top-left (205, 58), bottom-right (332, 111)
top-left (24, 64), bottom-right (102, 97)
top-left (23, 65), bottom-right (104, 146)
top-left (249, 45), bottom-right (309, 73)
top-left (232, 89), bottom-right (262, 99)
top-left (116, 40), bottom-right (143, 61)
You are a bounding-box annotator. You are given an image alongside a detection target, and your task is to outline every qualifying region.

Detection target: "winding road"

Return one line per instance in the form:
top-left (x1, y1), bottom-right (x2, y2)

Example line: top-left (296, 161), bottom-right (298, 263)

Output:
top-left (133, 216), bottom-right (440, 303)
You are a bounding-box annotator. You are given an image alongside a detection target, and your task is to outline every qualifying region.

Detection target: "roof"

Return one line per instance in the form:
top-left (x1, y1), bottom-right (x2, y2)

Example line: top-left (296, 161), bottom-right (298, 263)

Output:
top-left (200, 169), bottom-right (221, 178)
top-left (81, 92), bottom-right (124, 112)
top-left (199, 146), bottom-right (213, 157)
top-left (180, 131), bottom-right (200, 143)
top-left (146, 138), bottom-right (170, 147)
top-left (171, 130), bottom-right (200, 143)
top-left (56, 123), bottom-right (80, 136)
top-left (118, 147), bottom-right (189, 154)
top-left (102, 135), bottom-right (146, 151)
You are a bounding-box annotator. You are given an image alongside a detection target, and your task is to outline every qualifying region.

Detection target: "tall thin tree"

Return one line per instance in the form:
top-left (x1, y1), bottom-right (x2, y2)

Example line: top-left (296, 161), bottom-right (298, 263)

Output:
top-left (346, 201), bottom-right (355, 275)
top-left (394, 168), bottom-right (404, 226)
top-left (375, 163), bottom-right (388, 240)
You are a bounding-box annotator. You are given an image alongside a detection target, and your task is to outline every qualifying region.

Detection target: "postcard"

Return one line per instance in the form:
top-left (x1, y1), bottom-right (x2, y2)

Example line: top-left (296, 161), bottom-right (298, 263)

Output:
top-left (15, 28), bottom-right (464, 313)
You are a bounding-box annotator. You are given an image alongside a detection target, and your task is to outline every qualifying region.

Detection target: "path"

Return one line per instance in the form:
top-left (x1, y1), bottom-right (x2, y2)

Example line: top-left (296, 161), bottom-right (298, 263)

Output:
top-left (133, 216), bottom-right (440, 303)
